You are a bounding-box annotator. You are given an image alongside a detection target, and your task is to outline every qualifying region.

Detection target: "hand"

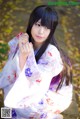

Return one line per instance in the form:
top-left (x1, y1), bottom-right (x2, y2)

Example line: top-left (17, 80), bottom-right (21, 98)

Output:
top-left (18, 33), bottom-right (32, 59)
top-left (18, 33), bottom-right (33, 70)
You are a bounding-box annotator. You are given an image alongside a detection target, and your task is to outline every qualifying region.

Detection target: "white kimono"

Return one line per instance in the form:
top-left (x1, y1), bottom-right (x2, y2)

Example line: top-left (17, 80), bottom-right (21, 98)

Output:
top-left (0, 36), bottom-right (73, 119)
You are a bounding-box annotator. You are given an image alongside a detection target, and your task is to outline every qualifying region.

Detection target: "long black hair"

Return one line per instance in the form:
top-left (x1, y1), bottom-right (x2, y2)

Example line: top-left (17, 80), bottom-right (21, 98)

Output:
top-left (26, 5), bottom-right (58, 61)
top-left (26, 5), bottom-right (72, 91)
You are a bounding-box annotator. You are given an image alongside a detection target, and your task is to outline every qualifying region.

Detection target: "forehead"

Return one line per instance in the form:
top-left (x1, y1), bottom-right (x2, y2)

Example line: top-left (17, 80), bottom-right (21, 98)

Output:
top-left (35, 18), bottom-right (52, 29)
top-left (36, 19), bottom-right (41, 23)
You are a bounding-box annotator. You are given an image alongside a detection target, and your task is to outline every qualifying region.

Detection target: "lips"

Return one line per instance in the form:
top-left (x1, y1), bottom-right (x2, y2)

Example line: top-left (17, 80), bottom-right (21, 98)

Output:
top-left (36, 35), bottom-right (43, 39)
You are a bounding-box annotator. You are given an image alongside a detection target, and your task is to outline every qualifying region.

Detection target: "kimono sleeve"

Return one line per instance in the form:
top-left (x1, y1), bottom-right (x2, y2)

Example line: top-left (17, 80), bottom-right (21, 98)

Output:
top-left (24, 44), bottom-right (63, 98)
top-left (8, 36), bottom-right (18, 59)
top-left (26, 45), bottom-right (63, 100)
top-left (0, 36), bottom-right (19, 88)
top-left (0, 53), bottom-right (19, 88)
top-left (4, 45), bottom-right (64, 108)
top-left (26, 44), bottom-right (63, 82)
top-left (22, 45), bottom-right (63, 97)
top-left (8, 32), bottom-right (24, 58)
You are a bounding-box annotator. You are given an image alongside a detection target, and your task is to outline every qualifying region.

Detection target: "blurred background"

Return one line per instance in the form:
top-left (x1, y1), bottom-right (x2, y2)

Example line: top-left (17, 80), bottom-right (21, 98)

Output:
top-left (0, 0), bottom-right (80, 118)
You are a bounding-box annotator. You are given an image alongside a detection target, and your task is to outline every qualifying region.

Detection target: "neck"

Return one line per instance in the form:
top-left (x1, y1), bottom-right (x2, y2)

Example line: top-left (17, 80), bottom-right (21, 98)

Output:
top-left (33, 42), bottom-right (43, 51)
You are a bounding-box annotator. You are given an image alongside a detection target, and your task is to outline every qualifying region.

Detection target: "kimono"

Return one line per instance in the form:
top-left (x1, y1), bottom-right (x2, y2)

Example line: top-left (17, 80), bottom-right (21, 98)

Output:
top-left (0, 35), bottom-right (73, 119)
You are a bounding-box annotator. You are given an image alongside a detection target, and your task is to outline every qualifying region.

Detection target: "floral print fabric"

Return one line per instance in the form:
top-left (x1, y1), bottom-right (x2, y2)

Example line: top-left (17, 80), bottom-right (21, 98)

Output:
top-left (0, 36), bottom-right (73, 119)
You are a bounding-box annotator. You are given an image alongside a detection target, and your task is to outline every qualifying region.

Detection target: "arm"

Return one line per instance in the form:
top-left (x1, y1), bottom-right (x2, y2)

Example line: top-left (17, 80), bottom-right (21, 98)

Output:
top-left (4, 44), bottom-right (64, 108)
top-left (18, 44), bottom-right (73, 113)
top-left (8, 36), bottom-right (18, 59)
top-left (0, 33), bottom-right (25, 88)
top-left (0, 35), bottom-right (20, 88)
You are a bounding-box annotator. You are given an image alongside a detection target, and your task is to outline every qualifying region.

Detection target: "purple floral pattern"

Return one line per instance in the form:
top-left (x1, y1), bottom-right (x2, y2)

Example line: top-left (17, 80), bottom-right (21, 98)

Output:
top-left (39, 99), bottom-right (44, 105)
top-left (40, 113), bottom-right (47, 118)
top-left (0, 38), bottom-right (73, 119)
top-left (25, 68), bottom-right (32, 77)
top-left (12, 109), bottom-right (17, 117)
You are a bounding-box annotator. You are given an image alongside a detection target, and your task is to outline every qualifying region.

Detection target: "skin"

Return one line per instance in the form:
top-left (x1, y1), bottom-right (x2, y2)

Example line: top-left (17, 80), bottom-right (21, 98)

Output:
top-left (31, 19), bottom-right (50, 50)
top-left (19, 20), bottom-right (50, 70)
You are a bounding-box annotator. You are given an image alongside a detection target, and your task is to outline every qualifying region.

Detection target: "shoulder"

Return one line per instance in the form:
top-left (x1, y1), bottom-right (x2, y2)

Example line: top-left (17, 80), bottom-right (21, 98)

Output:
top-left (45, 44), bottom-right (61, 59)
top-left (40, 44), bottom-right (63, 65)
top-left (39, 44), bottom-right (63, 77)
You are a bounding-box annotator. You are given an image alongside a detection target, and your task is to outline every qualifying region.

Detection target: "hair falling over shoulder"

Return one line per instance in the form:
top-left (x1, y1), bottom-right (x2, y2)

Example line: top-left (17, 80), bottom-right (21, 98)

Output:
top-left (56, 49), bottom-right (73, 91)
top-left (26, 5), bottom-right (72, 90)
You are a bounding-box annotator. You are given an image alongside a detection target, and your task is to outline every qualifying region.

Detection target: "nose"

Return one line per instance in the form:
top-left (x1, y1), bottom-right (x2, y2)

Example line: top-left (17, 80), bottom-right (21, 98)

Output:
top-left (38, 26), bottom-right (44, 34)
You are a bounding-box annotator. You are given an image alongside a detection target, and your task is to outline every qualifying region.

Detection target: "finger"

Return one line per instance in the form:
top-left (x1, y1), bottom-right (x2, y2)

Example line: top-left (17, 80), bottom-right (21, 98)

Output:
top-left (19, 41), bottom-right (31, 55)
top-left (19, 42), bottom-right (27, 53)
top-left (25, 42), bottom-right (30, 53)
top-left (29, 42), bottom-right (33, 52)
top-left (30, 42), bottom-right (33, 48)
top-left (22, 42), bottom-right (30, 53)
top-left (19, 39), bottom-right (29, 49)
top-left (19, 34), bottom-right (29, 44)
top-left (20, 37), bottom-right (28, 44)
top-left (23, 33), bottom-right (28, 36)
top-left (22, 43), bottom-right (27, 51)
top-left (21, 33), bottom-right (29, 42)
top-left (25, 42), bottom-right (33, 55)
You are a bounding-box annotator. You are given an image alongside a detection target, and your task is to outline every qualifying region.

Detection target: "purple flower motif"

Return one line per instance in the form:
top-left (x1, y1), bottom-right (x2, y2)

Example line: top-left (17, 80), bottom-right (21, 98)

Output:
top-left (12, 109), bottom-right (17, 117)
top-left (39, 99), bottom-right (44, 105)
top-left (40, 113), bottom-right (47, 118)
top-left (25, 68), bottom-right (32, 77)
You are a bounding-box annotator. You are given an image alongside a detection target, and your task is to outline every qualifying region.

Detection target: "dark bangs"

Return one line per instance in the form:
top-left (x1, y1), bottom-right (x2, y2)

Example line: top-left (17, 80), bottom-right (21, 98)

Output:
top-left (26, 5), bottom-right (59, 62)
top-left (26, 5), bottom-right (58, 40)
top-left (33, 6), bottom-right (58, 30)
top-left (41, 8), bottom-right (58, 30)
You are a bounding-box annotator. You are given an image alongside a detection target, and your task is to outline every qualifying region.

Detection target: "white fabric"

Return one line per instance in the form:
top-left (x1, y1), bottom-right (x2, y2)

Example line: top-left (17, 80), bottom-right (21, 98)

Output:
top-left (0, 37), bottom-right (73, 119)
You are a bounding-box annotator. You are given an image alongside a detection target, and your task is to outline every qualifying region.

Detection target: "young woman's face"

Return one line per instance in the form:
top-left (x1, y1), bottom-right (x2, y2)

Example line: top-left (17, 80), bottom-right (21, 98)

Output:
top-left (31, 19), bottom-right (51, 48)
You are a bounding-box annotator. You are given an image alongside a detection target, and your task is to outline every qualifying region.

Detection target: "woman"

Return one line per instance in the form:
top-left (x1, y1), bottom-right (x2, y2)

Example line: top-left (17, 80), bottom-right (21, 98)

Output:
top-left (0, 5), bottom-right (73, 119)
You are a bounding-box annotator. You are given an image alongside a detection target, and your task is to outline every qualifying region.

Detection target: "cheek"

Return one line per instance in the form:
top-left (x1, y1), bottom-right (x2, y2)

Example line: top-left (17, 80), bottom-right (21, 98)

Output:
top-left (31, 26), bottom-right (36, 37)
top-left (46, 31), bottom-right (50, 38)
top-left (31, 28), bottom-right (34, 38)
